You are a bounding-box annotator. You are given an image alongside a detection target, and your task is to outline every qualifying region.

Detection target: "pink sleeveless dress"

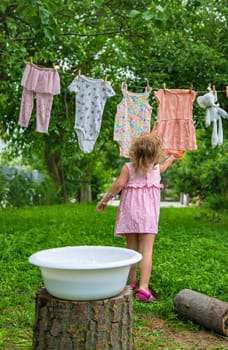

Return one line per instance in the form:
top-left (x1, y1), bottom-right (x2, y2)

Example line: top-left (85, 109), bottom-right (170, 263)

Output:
top-left (114, 163), bottom-right (163, 236)
top-left (151, 89), bottom-right (197, 156)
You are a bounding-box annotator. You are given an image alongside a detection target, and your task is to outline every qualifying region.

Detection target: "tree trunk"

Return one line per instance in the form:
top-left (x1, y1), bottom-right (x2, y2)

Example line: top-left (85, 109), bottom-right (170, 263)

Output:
top-left (32, 287), bottom-right (133, 349)
top-left (80, 182), bottom-right (92, 202)
top-left (174, 289), bottom-right (228, 336)
top-left (44, 150), bottom-right (68, 202)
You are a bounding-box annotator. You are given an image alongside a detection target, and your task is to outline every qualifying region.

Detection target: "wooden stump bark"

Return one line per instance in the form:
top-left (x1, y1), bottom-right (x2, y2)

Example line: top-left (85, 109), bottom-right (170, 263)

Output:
top-left (32, 287), bottom-right (133, 350)
top-left (174, 289), bottom-right (228, 336)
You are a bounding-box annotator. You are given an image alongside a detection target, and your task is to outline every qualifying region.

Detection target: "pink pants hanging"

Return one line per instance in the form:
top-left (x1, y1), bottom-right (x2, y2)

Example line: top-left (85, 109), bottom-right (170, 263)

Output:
top-left (18, 63), bottom-right (60, 133)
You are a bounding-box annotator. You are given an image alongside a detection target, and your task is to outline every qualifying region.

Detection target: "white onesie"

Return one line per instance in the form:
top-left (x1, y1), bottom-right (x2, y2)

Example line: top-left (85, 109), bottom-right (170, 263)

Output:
top-left (68, 75), bottom-right (115, 153)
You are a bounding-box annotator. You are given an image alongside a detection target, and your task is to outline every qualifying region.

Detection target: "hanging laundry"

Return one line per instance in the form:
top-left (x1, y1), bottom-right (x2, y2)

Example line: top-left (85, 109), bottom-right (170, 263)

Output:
top-left (68, 74), bottom-right (115, 153)
top-left (151, 89), bottom-right (197, 156)
top-left (114, 83), bottom-right (152, 158)
top-left (18, 63), bottom-right (60, 133)
top-left (197, 87), bottom-right (228, 147)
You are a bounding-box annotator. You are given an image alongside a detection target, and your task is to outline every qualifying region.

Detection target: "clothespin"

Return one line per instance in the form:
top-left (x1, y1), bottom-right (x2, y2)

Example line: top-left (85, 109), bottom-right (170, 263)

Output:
top-left (189, 84), bottom-right (193, 93)
top-left (212, 85), bottom-right (216, 95)
top-left (104, 74), bottom-right (108, 84)
top-left (123, 77), bottom-right (128, 89)
top-left (53, 63), bottom-right (57, 71)
top-left (226, 86), bottom-right (228, 98)
top-left (77, 69), bottom-right (81, 81)
top-left (29, 56), bottom-right (33, 65)
top-left (146, 80), bottom-right (151, 92)
top-left (163, 83), bottom-right (166, 93)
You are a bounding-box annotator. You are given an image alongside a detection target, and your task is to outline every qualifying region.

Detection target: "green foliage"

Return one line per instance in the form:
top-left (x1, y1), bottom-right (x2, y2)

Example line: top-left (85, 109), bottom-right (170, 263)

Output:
top-left (0, 169), bottom-right (60, 208)
top-left (0, 205), bottom-right (227, 349)
top-left (0, 0), bottom-right (227, 203)
top-left (202, 194), bottom-right (228, 211)
top-left (7, 172), bottom-right (36, 207)
top-left (0, 172), bottom-right (8, 204)
top-left (164, 127), bottom-right (228, 206)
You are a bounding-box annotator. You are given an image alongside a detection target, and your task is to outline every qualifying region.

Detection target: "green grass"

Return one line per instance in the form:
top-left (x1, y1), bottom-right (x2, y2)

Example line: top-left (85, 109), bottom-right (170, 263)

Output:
top-left (0, 204), bottom-right (228, 349)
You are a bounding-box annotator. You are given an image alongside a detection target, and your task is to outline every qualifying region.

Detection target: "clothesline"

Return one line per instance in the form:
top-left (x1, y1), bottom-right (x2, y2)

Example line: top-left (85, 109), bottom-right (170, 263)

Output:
top-left (17, 63), bottom-right (227, 154)
top-left (197, 89), bottom-right (227, 93)
top-left (112, 82), bottom-right (227, 92)
top-left (22, 58), bottom-right (228, 97)
top-left (0, 53), bottom-right (223, 95)
top-left (112, 85), bottom-right (228, 95)
top-left (121, 86), bottom-right (227, 93)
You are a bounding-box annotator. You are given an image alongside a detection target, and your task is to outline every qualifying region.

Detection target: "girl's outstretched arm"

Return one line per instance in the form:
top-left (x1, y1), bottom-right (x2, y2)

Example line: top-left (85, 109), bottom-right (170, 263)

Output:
top-left (160, 150), bottom-right (184, 173)
top-left (96, 164), bottom-right (129, 212)
top-left (160, 155), bottom-right (176, 173)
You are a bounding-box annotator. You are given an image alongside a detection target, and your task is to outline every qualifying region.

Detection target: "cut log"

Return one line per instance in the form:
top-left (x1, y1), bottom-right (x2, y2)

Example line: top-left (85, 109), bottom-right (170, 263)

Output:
top-left (32, 287), bottom-right (133, 350)
top-left (174, 289), bottom-right (228, 336)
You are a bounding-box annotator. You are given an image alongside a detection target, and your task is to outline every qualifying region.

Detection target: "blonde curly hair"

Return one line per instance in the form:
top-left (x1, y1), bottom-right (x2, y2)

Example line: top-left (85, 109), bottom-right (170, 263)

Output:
top-left (129, 133), bottom-right (163, 175)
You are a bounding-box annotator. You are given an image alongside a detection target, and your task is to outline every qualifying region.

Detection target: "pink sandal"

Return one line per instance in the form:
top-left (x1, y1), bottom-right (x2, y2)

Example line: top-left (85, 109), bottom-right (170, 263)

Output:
top-left (135, 288), bottom-right (157, 302)
top-left (129, 283), bottom-right (138, 290)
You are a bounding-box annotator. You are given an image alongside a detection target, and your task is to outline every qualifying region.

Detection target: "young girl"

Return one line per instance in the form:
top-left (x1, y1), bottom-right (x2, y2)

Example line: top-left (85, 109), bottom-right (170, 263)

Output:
top-left (96, 133), bottom-right (177, 302)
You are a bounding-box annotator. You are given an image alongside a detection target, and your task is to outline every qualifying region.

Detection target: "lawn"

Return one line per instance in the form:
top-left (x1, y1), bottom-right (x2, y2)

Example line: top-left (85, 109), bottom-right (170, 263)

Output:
top-left (0, 204), bottom-right (228, 349)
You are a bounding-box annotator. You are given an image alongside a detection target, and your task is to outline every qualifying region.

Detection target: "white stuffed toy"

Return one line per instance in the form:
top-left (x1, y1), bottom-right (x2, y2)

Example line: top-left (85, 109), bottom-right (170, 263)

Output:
top-left (197, 87), bottom-right (228, 147)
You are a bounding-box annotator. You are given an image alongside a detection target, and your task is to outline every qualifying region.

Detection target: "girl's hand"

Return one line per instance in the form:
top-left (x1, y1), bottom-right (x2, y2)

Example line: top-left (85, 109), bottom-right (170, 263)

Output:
top-left (167, 150), bottom-right (185, 158)
top-left (174, 150), bottom-right (185, 158)
top-left (96, 202), bottom-right (106, 212)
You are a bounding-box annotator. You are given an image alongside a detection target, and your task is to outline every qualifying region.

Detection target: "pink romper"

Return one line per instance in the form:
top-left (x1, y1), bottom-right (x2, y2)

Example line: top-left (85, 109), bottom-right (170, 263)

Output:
top-left (114, 163), bottom-right (163, 236)
top-left (151, 89), bottom-right (197, 155)
top-left (114, 84), bottom-right (152, 158)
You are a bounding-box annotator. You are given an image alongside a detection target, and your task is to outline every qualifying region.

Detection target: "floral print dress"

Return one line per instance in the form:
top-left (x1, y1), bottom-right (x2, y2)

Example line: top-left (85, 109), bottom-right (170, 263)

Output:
top-left (114, 84), bottom-right (152, 158)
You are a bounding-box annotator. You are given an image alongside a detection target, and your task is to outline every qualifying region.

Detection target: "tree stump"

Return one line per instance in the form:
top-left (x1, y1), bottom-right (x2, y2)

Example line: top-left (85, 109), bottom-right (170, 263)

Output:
top-left (174, 289), bottom-right (228, 336)
top-left (32, 287), bottom-right (133, 350)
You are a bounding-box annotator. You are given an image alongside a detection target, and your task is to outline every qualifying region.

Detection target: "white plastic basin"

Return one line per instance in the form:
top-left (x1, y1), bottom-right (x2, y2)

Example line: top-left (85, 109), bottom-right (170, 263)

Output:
top-left (29, 246), bottom-right (142, 301)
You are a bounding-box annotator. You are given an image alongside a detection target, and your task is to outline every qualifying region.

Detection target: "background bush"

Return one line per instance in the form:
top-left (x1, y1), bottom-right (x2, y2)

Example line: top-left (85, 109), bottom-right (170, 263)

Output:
top-left (0, 169), bottom-right (60, 208)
